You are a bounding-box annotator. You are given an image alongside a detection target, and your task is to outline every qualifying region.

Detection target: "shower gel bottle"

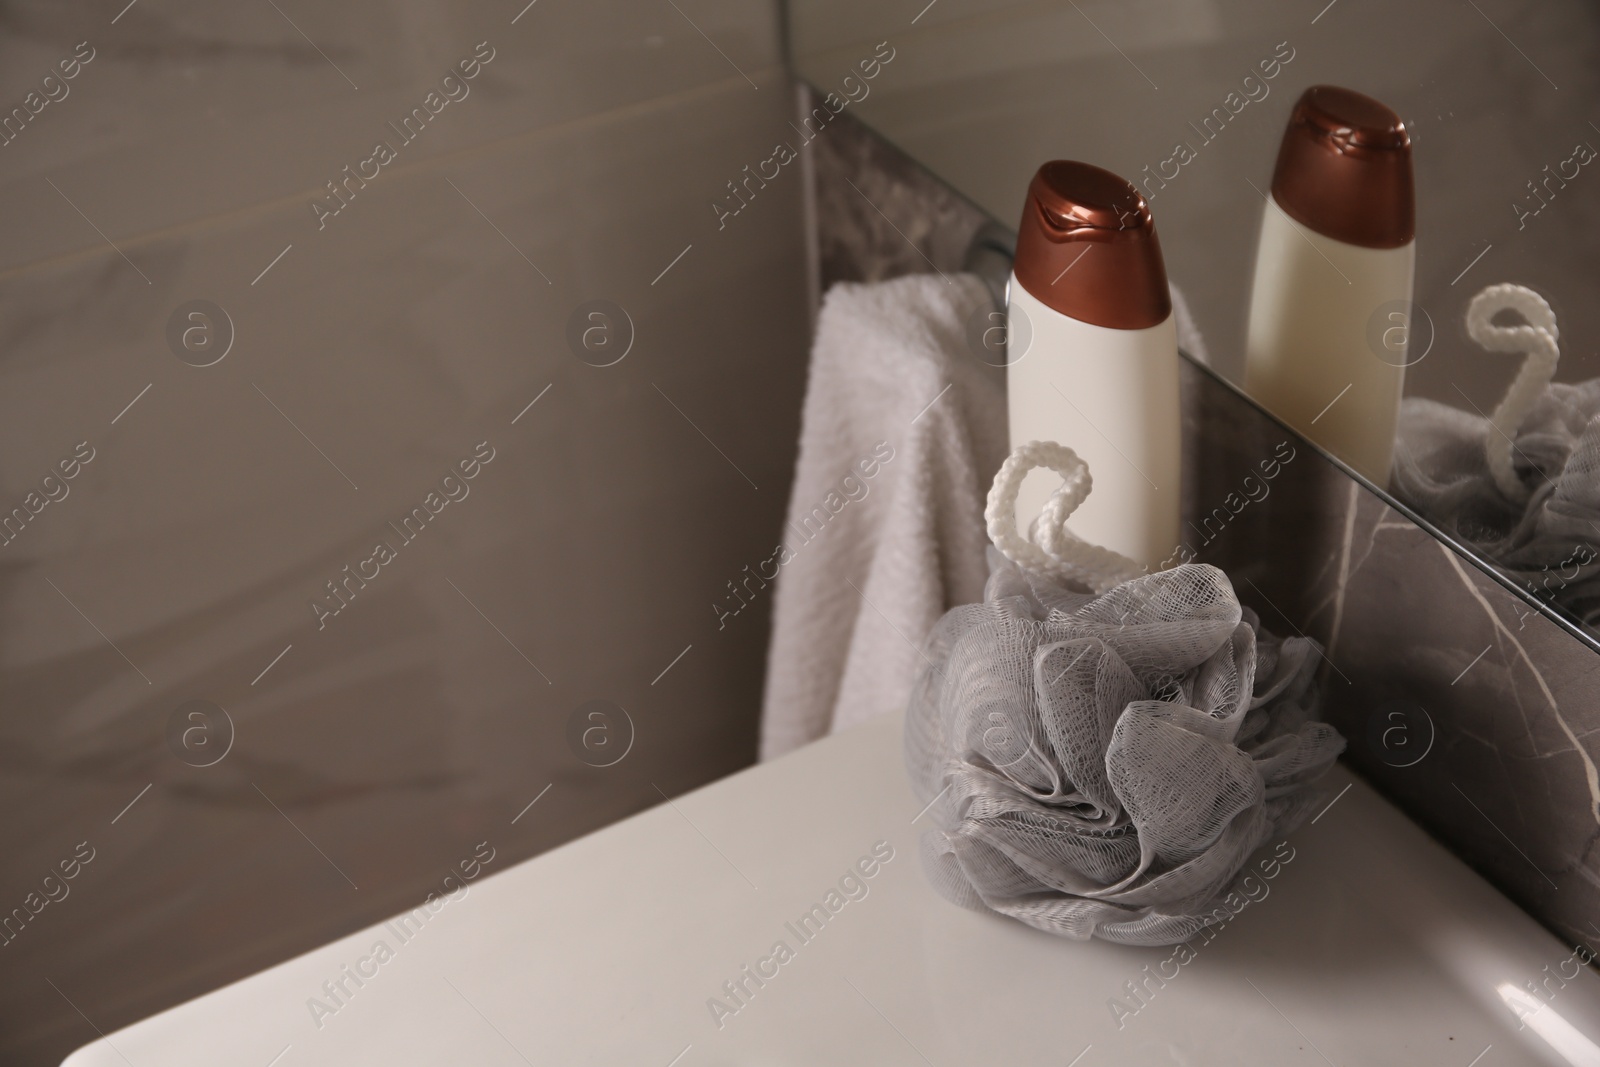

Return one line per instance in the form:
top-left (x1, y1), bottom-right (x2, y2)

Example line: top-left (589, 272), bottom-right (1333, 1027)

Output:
top-left (1005, 161), bottom-right (1180, 571)
top-left (1245, 85), bottom-right (1415, 487)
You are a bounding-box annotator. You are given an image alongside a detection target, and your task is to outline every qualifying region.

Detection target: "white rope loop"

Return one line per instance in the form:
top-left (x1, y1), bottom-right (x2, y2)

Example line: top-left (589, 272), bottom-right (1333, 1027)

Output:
top-left (984, 440), bottom-right (1143, 593)
top-left (1466, 283), bottom-right (1561, 502)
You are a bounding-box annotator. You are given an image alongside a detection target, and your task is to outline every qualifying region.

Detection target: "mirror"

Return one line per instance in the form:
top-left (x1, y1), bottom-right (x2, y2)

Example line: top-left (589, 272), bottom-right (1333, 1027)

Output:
top-left (787, 0), bottom-right (1600, 644)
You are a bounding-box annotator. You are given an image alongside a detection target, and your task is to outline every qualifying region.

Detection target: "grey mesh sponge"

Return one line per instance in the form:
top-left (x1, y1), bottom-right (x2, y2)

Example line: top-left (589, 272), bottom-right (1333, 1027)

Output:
top-left (904, 551), bottom-right (1344, 946)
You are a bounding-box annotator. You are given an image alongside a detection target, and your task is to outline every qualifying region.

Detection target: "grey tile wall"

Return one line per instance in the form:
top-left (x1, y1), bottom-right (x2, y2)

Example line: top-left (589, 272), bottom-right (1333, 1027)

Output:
top-left (0, 5), bottom-right (809, 1064)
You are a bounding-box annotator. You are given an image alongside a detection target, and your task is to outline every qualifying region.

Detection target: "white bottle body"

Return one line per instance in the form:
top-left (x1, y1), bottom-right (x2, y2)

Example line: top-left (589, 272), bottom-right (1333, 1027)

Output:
top-left (1244, 195), bottom-right (1414, 487)
top-left (1006, 274), bottom-right (1181, 571)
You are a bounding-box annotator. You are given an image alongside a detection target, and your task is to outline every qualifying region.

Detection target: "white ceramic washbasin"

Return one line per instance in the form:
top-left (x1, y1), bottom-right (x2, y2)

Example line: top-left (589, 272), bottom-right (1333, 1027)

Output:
top-left (64, 711), bottom-right (1600, 1066)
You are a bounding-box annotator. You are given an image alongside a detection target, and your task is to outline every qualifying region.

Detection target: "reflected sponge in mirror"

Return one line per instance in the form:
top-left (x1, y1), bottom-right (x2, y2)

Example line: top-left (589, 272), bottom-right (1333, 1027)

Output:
top-left (1393, 283), bottom-right (1600, 628)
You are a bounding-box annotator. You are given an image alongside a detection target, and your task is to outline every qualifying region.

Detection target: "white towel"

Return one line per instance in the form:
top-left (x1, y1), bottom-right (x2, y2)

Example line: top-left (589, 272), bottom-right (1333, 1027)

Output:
top-left (758, 273), bottom-right (1008, 760)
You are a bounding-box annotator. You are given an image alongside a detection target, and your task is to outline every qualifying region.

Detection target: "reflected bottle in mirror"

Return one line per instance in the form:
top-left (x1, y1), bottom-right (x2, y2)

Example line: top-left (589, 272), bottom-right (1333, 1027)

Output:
top-left (1244, 85), bottom-right (1416, 489)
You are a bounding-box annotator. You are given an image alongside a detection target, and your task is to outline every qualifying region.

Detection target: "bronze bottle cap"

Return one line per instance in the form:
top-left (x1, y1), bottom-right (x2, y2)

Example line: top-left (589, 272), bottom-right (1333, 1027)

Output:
top-left (1011, 160), bottom-right (1171, 330)
top-left (1270, 85), bottom-right (1414, 249)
